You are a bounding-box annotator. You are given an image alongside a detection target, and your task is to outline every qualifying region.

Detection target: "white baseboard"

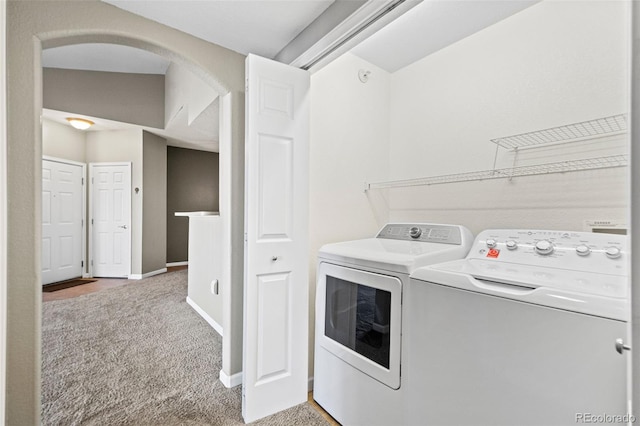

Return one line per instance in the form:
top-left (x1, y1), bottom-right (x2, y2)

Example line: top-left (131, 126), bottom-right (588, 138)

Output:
top-left (308, 376), bottom-right (314, 392)
top-left (167, 261), bottom-right (188, 267)
top-left (220, 370), bottom-right (243, 388)
top-left (186, 296), bottom-right (223, 337)
top-left (128, 268), bottom-right (167, 280)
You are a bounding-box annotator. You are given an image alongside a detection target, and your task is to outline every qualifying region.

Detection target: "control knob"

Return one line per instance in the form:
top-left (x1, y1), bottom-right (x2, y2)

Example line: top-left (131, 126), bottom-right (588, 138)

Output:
top-left (575, 245), bottom-right (591, 256)
top-left (605, 246), bottom-right (622, 259)
top-left (534, 240), bottom-right (554, 255)
top-left (409, 226), bottom-right (422, 239)
top-left (505, 240), bottom-right (518, 250)
top-left (486, 239), bottom-right (497, 248)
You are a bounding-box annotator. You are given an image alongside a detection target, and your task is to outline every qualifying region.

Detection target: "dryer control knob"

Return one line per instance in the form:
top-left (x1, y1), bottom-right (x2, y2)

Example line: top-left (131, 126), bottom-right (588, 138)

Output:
top-left (505, 240), bottom-right (518, 250)
top-left (534, 240), bottom-right (554, 255)
top-left (575, 245), bottom-right (591, 256)
top-left (486, 239), bottom-right (497, 248)
top-left (409, 226), bottom-right (422, 239)
top-left (605, 246), bottom-right (622, 259)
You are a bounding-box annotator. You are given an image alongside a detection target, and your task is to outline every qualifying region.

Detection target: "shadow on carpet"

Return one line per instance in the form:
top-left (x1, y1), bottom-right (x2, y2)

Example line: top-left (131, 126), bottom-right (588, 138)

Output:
top-left (42, 269), bottom-right (328, 425)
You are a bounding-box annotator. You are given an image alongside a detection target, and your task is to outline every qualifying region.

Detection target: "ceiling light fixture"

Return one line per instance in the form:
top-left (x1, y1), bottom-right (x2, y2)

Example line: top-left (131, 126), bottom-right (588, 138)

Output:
top-left (66, 117), bottom-right (94, 130)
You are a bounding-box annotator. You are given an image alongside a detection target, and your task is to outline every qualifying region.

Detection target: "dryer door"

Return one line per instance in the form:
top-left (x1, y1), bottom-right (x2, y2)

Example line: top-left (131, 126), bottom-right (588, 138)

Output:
top-left (316, 262), bottom-right (402, 389)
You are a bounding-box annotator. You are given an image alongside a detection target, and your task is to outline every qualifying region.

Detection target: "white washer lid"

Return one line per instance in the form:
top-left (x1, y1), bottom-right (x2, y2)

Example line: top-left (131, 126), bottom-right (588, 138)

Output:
top-left (411, 259), bottom-right (629, 321)
top-left (318, 238), bottom-right (471, 274)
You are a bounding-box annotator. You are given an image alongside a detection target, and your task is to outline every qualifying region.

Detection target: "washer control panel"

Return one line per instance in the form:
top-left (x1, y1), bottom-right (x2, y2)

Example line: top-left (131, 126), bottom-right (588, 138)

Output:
top-left (470, 229), bottom-right (628, 275)
top-left (377, 223), bottom-right (465, 245)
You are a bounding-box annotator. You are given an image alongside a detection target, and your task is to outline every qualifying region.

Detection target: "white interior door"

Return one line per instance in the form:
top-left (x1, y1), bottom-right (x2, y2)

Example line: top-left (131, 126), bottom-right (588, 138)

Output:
top-left (243, 54), bottom-right (310, 423)
top-left (90, 163), bottom-right (131, 278)
top-left (42, 158), bottom-right (84, 285)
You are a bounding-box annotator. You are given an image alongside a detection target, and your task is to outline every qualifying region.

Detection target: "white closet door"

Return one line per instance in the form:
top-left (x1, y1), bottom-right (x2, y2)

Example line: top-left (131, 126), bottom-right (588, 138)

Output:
top-left (42, 159), bottom-right (84, 285)
top-left (242, 54), bottom-right (310, 423)
top-left (91, 163), bottom-right (131, 278)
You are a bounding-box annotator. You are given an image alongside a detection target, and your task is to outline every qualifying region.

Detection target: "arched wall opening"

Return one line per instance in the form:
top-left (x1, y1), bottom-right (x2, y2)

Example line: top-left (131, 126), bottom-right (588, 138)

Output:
top-left (6, 2), bottom-right (245, 424)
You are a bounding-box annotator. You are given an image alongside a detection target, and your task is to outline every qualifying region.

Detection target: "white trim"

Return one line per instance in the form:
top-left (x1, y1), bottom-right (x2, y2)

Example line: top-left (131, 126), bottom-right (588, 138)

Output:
top-left (42, 156), bottom-right (87, 280)
top-left (0, 0), bottom-right (7, 420)
top-left (219, 370), bottom-right (243, 388)
top-left (185, 296), bottom-right (223, 336)
top-left (219, 91), bottom-right (234, 384)
top-left (630, 0), bottom-right (639, 416)
top-left (128, 267), bottom-right (167, 280)
top-left (167, 261), bottom-right (188, 267)
top-left (42, 155), bottom-right (85, 168)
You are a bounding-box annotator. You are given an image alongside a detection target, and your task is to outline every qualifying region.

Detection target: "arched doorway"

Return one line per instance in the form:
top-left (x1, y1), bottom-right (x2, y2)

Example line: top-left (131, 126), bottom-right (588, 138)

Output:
top-left (6, 2), bottom-right (245, 423)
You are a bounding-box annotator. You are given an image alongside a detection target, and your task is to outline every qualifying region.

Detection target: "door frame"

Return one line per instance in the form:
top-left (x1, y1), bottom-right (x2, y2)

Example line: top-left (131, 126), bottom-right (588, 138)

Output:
top-left (42, 155), bottom-right (87, 280)
top-left (88, 162), bottom-right (132, 278)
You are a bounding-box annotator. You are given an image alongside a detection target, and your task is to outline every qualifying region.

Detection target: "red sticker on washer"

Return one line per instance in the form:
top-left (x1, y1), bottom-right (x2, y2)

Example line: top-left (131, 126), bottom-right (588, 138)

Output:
top-left (487, 248), bottom-right (500, 258)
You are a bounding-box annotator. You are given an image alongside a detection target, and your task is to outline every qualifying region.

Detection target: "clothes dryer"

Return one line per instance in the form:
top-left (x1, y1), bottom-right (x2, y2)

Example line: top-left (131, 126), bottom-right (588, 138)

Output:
top-left (406, 229), bottom-right (630, 425)
top-left (313, 223), bottom-right (473, 426)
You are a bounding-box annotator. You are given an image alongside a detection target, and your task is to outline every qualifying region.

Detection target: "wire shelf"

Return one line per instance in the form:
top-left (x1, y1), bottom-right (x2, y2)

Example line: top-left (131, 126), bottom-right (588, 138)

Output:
top-left (490, 114), bottom-right (627, 150)
top-left (365, 155), bottom-right (628, 191)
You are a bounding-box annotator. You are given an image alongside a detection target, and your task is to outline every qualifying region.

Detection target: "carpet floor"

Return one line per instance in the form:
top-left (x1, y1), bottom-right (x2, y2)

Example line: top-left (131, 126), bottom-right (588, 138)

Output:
top-left (42, 269), bottom-right (328, 425)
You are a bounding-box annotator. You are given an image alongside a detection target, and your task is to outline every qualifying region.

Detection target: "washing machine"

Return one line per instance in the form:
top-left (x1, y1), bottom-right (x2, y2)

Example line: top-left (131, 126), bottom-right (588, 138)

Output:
top-left (313, 223), bottom-right (473, 426)
top-left (405, 229), bottom-right (631, 426)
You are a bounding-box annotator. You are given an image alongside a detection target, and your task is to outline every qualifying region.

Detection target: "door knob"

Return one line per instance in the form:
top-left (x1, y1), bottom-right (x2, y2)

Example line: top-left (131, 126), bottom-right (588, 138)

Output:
top-left (118, 225), bottom-right (128, 229)
top-left (615, 338), bottom-right (631, 354)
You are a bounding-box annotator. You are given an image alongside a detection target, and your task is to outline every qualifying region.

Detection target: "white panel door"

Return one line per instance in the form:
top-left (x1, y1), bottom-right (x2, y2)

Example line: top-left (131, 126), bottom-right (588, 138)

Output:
top-left (243, 54), bottom-right (310, 423)
top-left (91, 163), bottom-right (131, 278)
top-left (42, 159), bottom-right (84, 285)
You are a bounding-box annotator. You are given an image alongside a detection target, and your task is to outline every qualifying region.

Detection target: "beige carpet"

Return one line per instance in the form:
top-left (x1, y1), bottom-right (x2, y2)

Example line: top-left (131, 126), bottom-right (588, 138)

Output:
top-left (42, 269), bottom-right (328, 425)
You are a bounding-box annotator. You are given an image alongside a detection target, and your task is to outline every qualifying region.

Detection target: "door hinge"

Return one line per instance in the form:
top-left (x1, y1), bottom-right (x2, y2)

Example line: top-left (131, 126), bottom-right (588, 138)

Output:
top-left (82, 177), bottom-right (84, 185)
top-left (81, 260), bottom-right (84, 267)
top-left (245, 78), bottom-right (249, 92)
top-left (91, 260), bottom-right (93, 266)
top-left (91, 218), bottom-right (94, 225)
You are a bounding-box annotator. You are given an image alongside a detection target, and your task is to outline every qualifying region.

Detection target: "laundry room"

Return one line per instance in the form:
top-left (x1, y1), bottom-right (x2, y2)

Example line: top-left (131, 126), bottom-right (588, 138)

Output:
top-left (309, 0), bottom-right (631, 422)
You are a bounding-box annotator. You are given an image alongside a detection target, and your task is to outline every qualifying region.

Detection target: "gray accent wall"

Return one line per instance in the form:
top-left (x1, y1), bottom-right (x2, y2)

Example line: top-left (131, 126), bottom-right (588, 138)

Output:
top-left (167, 146), bottom-right (219, 263)
top-left (43, 67), bottom-right (165, 129)
top-left (142, 131), bottom-right (168, 274)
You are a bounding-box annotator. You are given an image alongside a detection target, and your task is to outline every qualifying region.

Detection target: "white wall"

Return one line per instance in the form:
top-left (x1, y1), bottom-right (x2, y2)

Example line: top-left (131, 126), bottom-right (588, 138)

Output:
top-left (385, 0), bottom-right (630, 235)
top-left (42, 119), bottom-right (86, 163)
top-left (187, 215), bottom-right (223, 331)
top-left (86, 129), bottom-right (144, 275)
top-left (308, 52), bottom-right (391, 377)
top-left (165, 62), bottom-right (218, 126)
